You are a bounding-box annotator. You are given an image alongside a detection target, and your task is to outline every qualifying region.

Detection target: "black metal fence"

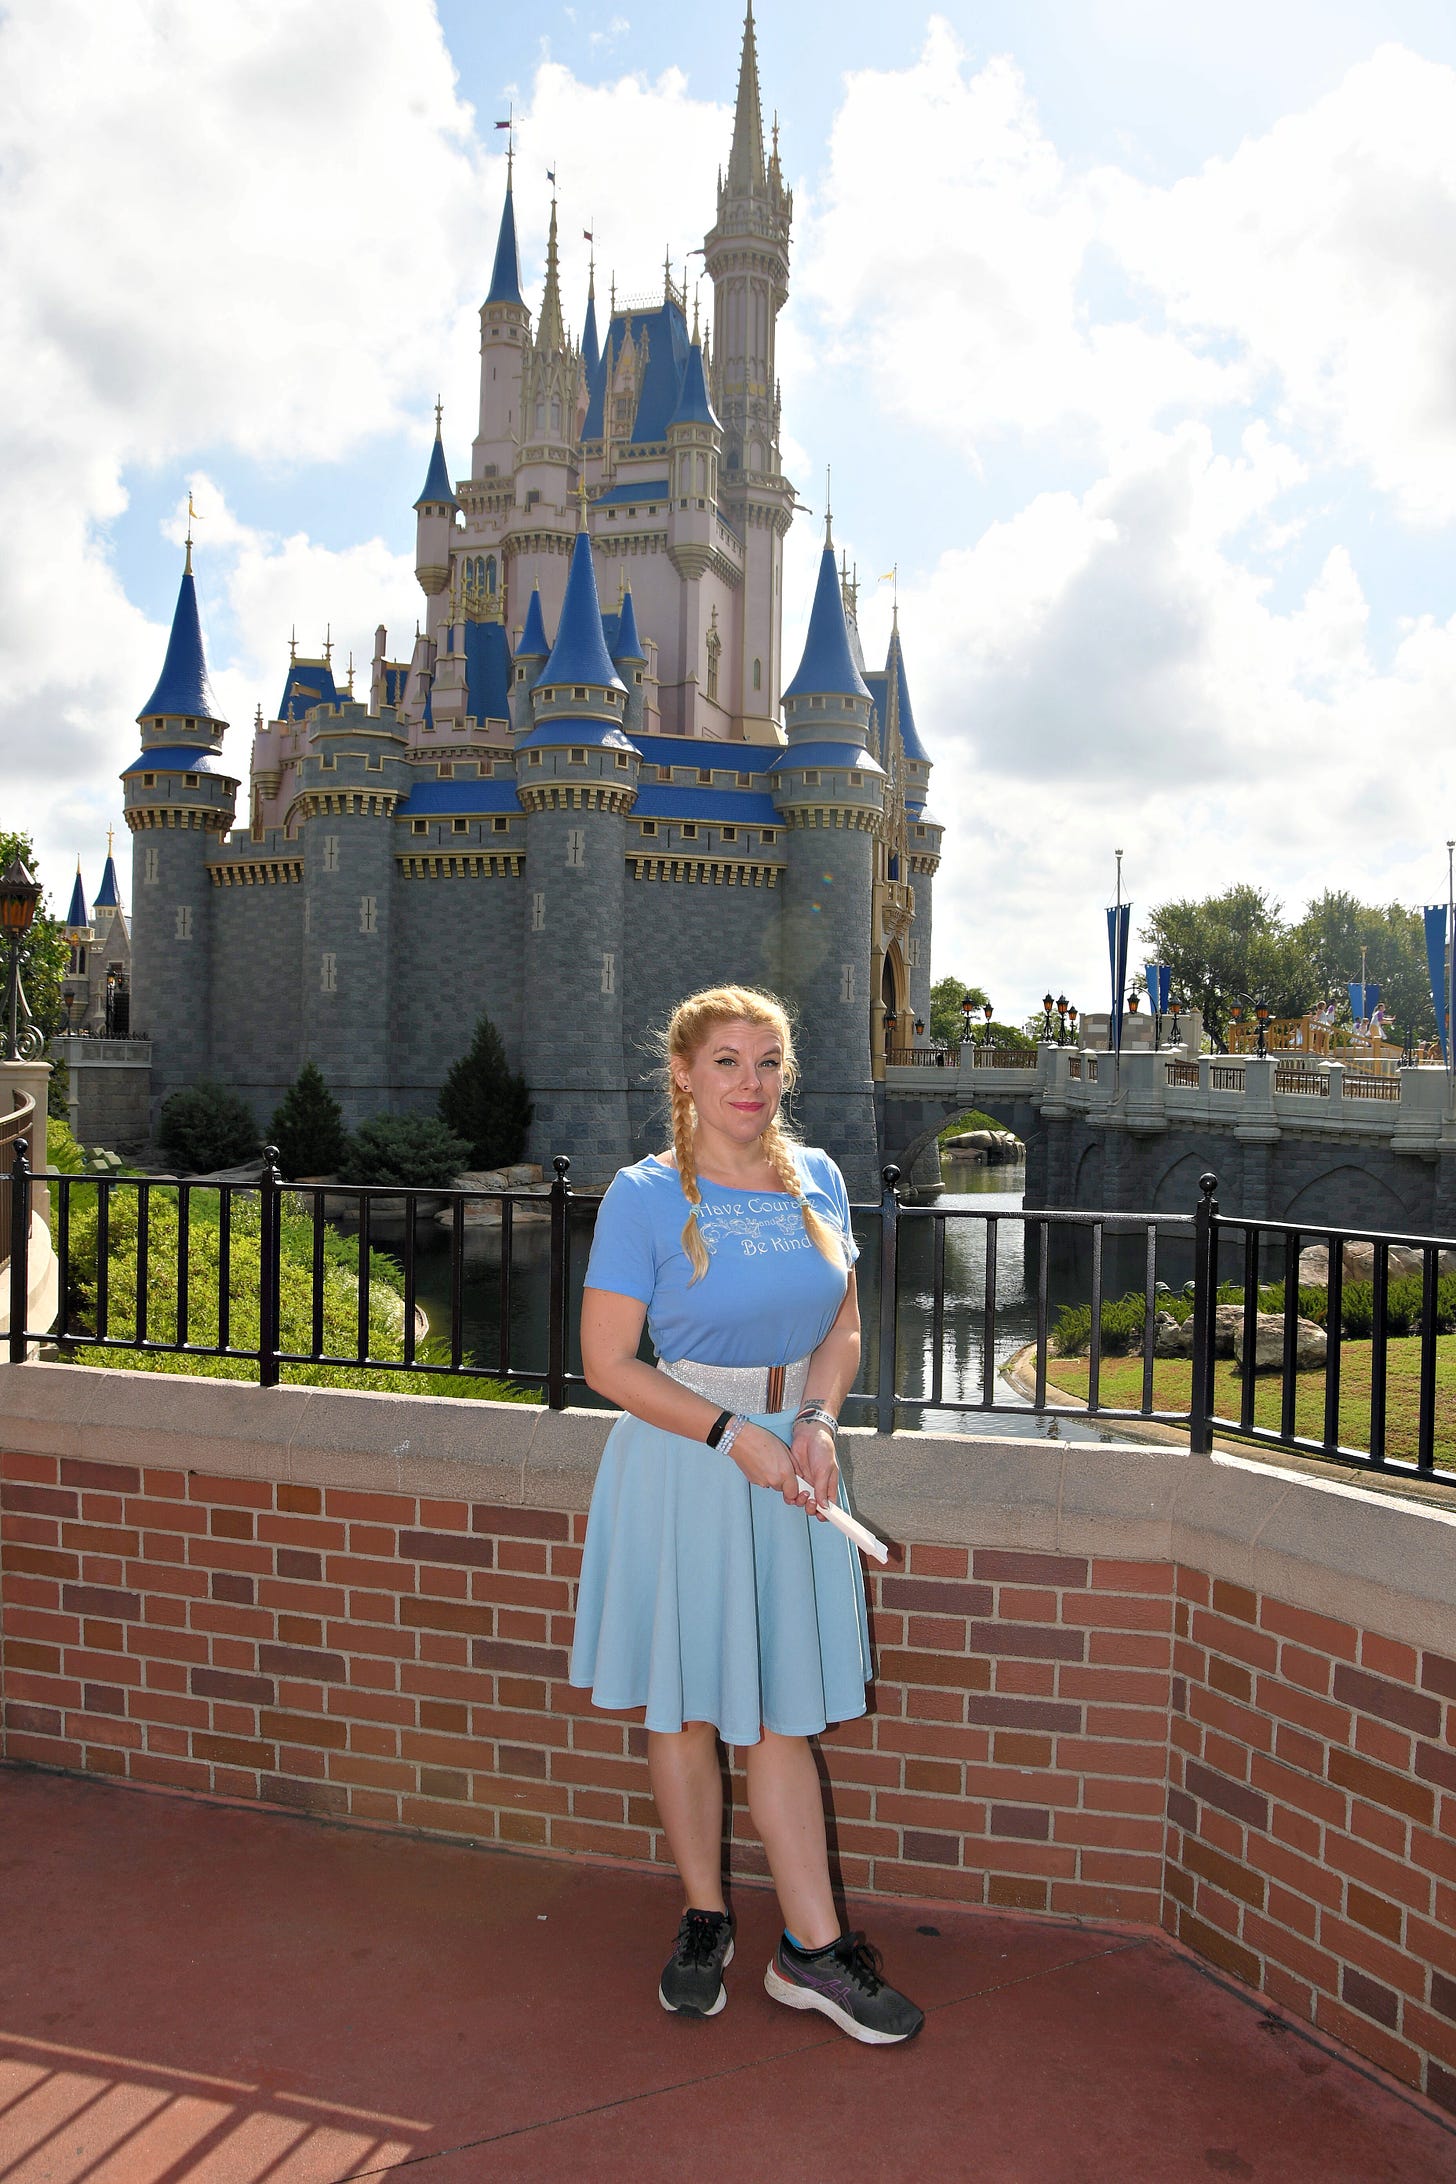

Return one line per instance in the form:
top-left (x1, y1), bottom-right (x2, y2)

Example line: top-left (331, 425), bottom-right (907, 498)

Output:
top-left (5, 1144), bottom-right (1453, 1478)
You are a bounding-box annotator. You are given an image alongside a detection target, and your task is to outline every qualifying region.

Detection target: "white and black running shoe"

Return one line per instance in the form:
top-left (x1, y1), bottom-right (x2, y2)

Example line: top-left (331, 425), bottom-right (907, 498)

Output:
top-left (659, 1908), bottom-right (735, 2017)
top-left (764, 1930), bottom-right (924, 2044)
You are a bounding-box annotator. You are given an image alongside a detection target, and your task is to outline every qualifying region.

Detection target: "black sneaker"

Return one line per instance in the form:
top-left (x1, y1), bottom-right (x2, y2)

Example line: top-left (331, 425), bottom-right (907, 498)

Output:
top-left (659, 1908), bottom-right (735, 2017)
top-left (764, 1930), bottom-right (925, 2045)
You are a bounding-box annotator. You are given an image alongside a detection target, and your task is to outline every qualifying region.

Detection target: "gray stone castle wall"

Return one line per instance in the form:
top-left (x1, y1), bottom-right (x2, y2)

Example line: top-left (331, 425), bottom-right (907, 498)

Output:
top-left (209, 880), bottom-right (303, 1132)
top-left (778, 814), bottom-right (880, 1196)
top-left (390, 868), bottom-right (526, 1117)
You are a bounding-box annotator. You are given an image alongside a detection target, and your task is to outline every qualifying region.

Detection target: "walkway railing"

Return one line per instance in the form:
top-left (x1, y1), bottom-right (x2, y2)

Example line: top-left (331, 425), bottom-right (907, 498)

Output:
top-left (5, 1143), bottom-right (1453, 1477)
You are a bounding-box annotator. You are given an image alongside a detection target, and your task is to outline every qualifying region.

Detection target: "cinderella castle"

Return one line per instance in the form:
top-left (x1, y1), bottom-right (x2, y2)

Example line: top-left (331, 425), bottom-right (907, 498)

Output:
top-left (111, 8), bottom-right (943, 1191)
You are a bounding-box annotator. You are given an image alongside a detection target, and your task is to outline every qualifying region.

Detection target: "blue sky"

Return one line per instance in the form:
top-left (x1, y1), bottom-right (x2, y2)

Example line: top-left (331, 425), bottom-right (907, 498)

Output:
top-left (2, 0), bottom-right (1454, 1014)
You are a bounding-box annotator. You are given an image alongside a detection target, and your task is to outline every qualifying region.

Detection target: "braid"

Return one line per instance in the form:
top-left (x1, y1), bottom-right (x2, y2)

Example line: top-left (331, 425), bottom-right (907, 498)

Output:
top-left (761, 1118), bottom-right (848, 1269)
top-left (671, 1079), bottom-right (711, 1284)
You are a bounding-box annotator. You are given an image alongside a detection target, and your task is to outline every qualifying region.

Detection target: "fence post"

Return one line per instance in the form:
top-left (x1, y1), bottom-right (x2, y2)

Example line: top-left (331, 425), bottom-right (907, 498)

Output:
top-left (8, 1137), bottom-right (30, 1364)
top-left (547, 1155), bottom-right (571, 1411)
top-left (1188, 1171), bottom-right (1218, 1455)
top-left (875, 1165), bottom-right (900, 1436)
top-left (258, 1144), bottom-right (282, 1389)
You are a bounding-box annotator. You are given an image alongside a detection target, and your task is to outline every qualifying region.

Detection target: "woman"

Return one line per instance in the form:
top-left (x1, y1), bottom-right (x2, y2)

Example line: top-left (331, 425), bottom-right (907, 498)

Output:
top-left (571, 984), bottom-right (923, 2045)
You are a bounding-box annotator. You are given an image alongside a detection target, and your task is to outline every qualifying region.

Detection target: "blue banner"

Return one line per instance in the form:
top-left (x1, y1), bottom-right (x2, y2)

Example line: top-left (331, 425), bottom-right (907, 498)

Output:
top-left (1108, 904), bottom-right (1130, 1054)
top-left (1347, 980), bottom-right (1381, 1023)
top-left (1144, 963), bottom-right (1171, 1013)
top-left (1423, 906), bottom-right (1449, 1063)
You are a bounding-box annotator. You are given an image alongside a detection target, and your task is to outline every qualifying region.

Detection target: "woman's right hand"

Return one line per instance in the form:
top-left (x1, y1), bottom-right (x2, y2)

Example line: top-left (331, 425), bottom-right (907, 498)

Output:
top-left (726, 1421), bottom-right (810, 1506)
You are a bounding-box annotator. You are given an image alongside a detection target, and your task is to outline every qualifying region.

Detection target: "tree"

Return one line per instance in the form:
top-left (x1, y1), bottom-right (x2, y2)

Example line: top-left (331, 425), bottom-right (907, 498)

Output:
top-left (928, 976), bottom-right (991, 1049)
top-left (438, 1013), bottom-right (533, 1167)
top-left (158, 1083), bottom-right (261, 1173)
top-left (1293, 892), bottom-right (1434, 1042)
top-left (0, 827), bottom-right (69, 1047)
top-left (342, 1113), bottom-right (470, 1188)
top-left (1138, 886), bottom-right (1317, 1051)
top-left (269, 1063), bottom-right (349, 1179)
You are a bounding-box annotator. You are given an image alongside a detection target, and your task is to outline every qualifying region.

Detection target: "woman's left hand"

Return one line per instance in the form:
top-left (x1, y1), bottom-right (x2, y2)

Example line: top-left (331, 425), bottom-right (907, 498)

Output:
top-left (790, 1419), bottom-right (838, 1521)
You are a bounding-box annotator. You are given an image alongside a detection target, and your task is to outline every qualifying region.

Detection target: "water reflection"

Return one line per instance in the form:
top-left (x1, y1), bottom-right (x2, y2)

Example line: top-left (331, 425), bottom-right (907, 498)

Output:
top-left (402, 1160), bottom-right (1172, 1442)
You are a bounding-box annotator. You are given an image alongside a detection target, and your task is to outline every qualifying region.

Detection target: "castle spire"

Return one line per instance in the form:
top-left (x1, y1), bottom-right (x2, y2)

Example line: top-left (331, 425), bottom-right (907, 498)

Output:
top-left (64, 861), bottom-right (88, 935)
top-left (94, 831), bottom-right (122, 912)
top-left (414, 406), bottom-right (458, 510)
top-left (537, 195), bottom-right (565, 354)
top-left (538, 529), bottom-right (625, 693)
top-left (582, 251), bottom-right (600, 381)
top-left (726, 2), bottom-right (766, 197)
top-left (486, 161), bottom-right (524, 307)
top-left (782, 515), bottom-right (871, 703)
top-left (138, 547), bottom-right (223, 725)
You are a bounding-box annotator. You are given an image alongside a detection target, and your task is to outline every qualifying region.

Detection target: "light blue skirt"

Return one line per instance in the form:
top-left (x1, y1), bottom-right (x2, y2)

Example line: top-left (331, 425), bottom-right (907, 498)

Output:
top-left (568, 1405), bottom-right (873, 1747)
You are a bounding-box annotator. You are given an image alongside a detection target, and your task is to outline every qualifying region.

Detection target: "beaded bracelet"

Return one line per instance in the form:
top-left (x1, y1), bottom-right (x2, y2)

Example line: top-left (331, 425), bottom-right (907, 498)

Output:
top-left (795, 1403), bottom-right (839, 1436)
top-left (717, 1413), bottom-right (748, 1460)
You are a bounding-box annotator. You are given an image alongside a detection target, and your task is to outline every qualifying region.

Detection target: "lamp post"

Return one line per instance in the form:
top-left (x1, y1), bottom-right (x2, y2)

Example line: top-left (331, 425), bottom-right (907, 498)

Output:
top-left (982, 1001), bottom-right (994, 1057)
top-left (1040, 991), bottom-right (1055, 1042)
top-left (1169, 997), bottom-right (1183, 1047)
top-left (1067, 1004), bottom-right (1078, 1044)
top-left (914, 1016), bottom-right (925, 1040)
top-left (1, 856), bottom-right (44, 1063)
top-left (1055, 993), bottom-right (1068, 1045)
top-left (1255, 1002), bottom-right (1270, 1060)
top-left (1230, 1003), bottom-right (1243, 1053)
top-left (961, 993), bottom-right (974, 1058)
top-left (61, 988), bottom-right (76, 1034)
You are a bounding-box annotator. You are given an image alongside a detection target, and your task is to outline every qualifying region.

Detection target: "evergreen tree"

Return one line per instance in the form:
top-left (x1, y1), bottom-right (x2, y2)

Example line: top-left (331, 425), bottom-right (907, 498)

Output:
top-left (157, 1082), bottom-right (260, 1173)
top-left (342, 1113), bottom-right (470, 1188)
top-left (438, 1013), bottom-right (533, 1167)
top-left (270, 1062), bottom-right (349, 1179)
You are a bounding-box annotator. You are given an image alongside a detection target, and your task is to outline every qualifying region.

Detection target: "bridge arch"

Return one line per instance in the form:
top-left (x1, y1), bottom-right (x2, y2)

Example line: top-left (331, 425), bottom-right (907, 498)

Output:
top-left (1281, 1164), bottom-right (1417, 1229)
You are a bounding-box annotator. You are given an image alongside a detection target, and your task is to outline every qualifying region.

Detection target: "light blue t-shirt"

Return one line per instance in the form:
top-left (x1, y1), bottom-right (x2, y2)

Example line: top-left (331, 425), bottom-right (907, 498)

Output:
top-left (584, 1147), bottom-right (859, 1369)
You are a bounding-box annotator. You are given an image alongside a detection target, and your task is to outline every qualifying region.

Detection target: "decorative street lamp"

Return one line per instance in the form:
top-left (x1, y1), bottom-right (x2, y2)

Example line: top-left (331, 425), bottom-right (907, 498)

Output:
top-left (961, 993), bottom-right (974, 1050)
top-left (1169, 996), bottom-right (1183, 1045)
top-left (1, 856), bottom-right (44, 1063)
top-left (1067, 1004), bottom-right (1079, 1043)
top-left (1041, 991), bottom-right (1056, 1041)
top-left (1229, 1004), bottom-right (1244, 1052)
top-left (884, 1008), bottom-right (898, 1053)
top-left (61, 988), bottom-right (76, 1034)
top-left (1056, 993), bottom-right (1068, 1045)
top-left (982, 1001), bottom-right (995, 1055)
top-left (913, 1016), bottom-right (925, 1040)
top-left (1127, 990), bottom-right (1140, 1015)
top-left (1255, 1001), bottom-right (1270, 1059)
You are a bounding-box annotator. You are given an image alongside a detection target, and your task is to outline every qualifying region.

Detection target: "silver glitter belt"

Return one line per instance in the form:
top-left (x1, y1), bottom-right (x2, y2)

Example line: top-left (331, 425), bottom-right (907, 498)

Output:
top-left (656, 1352), bottom-right (813, 1413)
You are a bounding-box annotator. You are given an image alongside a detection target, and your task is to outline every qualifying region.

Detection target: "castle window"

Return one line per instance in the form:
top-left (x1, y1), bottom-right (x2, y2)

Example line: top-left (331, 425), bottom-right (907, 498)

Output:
top-left (526, 488), bottom-right (541, 509)
top-left (322, 835), bottom-right (340, 871)
top-left (697, 769), bottom-right (712, 785)
top-left (486, 556), bottom-right (497, 593)
top-left (143, 847), bottom-right (159, 884)
top-left (720, 826), bottom-right (737, 842)
top-left (69, 945), bottom-right (86, 974)
top-left (550, 399), bottom-right (562, 434)
top-left (634, 669), bottom-right (643, 685)
top-left (916, 826), bottom-right (927, 839)
top-left (142, 773), bottom-right (156, 788)
top-left (573, 688), bottom-right (587, 702)
top-left (760, 830), bottom-right (776, 845)
top-left (840, 963), bottom-right (856, 1003)
top-left (320, 754), bottom-right (336, 768)
top-left (737, 772), bottom-right (751, 787)
top-left (366, 754), bottom-right (383, 771)
top-left (320, 952), bottom-right (337, 993)
top-left (570, 747), bottom-right (587, 765)
top-left (185, 719), bottom-right (195, 731)
top-left (802, 770), bottom-right (820, 786)
top-left (600, 951), bottom-right (615, 995)
top-left (614, 752), bottom-right (629, 769)
top-left (359, 895), bottom-right (378, 933)
top-left (175, 906), bottom-right (193, 941)
top-left (411, 820), bottom-right (427, 836)
top-left (566, 829), bottom-right (585, 867)
top-left (531, 891), bottom-right (546, 931)
top-left (492, 816), bottom-right (509, 832)
top-left (529, 751), bottom-right (542, 766)
top-left (850, 772), bottom-right (862, 786)
top-left (185, 773), bottom-right (199, 788)
top-left (640, 821), bottom-right (657, 837)
top-left (452, 819), bottom-right (469, 835)
top-left (680, 824), bottom-right (698, 840)
top-left (438, 763), bottom-right (453, 779)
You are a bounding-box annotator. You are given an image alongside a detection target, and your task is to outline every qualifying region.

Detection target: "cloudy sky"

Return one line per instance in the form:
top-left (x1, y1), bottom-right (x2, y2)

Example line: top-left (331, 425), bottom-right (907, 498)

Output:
top-left (2, 0), bottom-right (1455, 1012)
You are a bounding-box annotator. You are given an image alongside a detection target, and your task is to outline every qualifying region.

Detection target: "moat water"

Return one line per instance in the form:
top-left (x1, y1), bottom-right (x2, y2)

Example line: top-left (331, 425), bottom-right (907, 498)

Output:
top-left (404, 1156), bottom-right (1166, 1443)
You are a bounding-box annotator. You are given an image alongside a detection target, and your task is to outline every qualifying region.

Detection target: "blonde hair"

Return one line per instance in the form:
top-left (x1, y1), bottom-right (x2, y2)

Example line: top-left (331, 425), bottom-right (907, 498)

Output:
top-left (661, 985), bottom-right (845, 1284)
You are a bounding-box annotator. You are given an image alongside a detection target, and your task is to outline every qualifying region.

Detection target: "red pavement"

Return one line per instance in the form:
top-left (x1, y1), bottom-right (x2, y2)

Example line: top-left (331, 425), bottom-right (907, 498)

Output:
top-left (1, 1767), bottom-right (1452, 2183)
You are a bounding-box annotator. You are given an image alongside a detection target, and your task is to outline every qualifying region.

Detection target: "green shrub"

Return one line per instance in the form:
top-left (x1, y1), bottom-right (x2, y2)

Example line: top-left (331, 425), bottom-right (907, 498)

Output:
top-left (47, 1114), bottom-right (85, 1174)
top-left (1055, 1274), bottom-right (1456, 1356)
top-left (270, 1062), bottom-right (349, 1179)
top-left (158, 1082), bottom-right (260, 1174)
top-left (438, 1014), bottom-right (533, 1168)
top-left (342, 1112), bottom-right (470, 1189)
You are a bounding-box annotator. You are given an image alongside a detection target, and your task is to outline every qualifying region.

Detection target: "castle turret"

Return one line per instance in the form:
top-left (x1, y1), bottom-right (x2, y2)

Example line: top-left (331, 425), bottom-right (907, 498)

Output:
top-left (771, 520), bottom-right (884, 1191)
top-left (610, 582), bottom-right (647, 737)
top-left (64, 863), bottom-right (89, 949)
top-left (880, 615), bottom-right (939, 1041)
top-left (124, 542), bottom-right (237, 1112)
top-left (414, 404), bottom-right (459, 599)
top-left (518, 198), bottom-right (580, 520)
top-left (515, 523), bottom-right (638, 1181)
top-left (510, 584), bottom-right (550, 731)
top-left (706, 3), bottom-right (795, 738)
top-left (473, 159), bottom-right (531, 482)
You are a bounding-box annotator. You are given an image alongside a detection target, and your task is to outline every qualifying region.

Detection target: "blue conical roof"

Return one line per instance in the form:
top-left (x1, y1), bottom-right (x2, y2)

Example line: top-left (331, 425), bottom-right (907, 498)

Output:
top-left (516, 585), bottom-right (550, 660)
top-left (582, 281), bottom-right (600, 381)
top-left (138, 559), bottom-right (220, 722)
top-left (64, 866), bottom-right (88, 932)
top-left (782, 538), bottom-right (872, 704)
top-left (669, 341), bottom-right (718, 430)
top-left (886, 621), bottom-right (929, 764)
top-left (93, 849), bottom-right (121, 910)
top-left (538, 530), bottom-right (625, 692)
top-left (486, 175), bottom-right (524, 306)
top-left (414, 426), bottom-right (457, 510)
top-left (611, 583), bottom-right (645, 665)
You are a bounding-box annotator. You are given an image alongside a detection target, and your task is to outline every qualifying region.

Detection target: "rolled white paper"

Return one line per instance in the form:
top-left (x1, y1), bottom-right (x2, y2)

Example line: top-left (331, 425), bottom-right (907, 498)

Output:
top-left (795, 1474), bottom-right (890, 1564)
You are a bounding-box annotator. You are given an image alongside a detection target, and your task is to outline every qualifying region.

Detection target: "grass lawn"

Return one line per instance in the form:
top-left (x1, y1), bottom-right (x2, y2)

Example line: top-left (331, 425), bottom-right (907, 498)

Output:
top-left (1046, 1338), bottom-right (1456, 1470)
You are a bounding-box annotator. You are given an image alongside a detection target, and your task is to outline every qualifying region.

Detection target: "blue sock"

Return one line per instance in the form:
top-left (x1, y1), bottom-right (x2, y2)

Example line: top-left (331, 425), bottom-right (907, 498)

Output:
top-left (784, 1928), bottom-right (837, 1956)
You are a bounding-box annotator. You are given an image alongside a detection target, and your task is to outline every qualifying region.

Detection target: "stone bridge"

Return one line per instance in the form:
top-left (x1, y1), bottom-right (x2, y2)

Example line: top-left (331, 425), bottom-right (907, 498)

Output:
top-left (881, 1047), bottom-right (1456, 1230)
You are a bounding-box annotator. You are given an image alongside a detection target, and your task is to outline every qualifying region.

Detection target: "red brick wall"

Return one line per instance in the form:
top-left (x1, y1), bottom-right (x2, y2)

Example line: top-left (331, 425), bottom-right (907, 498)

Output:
top-left (2, 1445), bottom-right (1453, 2118)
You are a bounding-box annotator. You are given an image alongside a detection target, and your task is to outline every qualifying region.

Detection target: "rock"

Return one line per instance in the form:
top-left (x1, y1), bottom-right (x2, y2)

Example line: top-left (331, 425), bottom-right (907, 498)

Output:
top-left (1298, 1240), bottom-right (1434, 1286)
top-left (1154, 1312), bottom-right (1194, 1358)
top-left (454, 1165), bottom-right (544, 1191)
top-left (1233, 1313), bottom-right (1326, 1373)
top-left (1213, 1304), bottom-right (1241, 1357)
